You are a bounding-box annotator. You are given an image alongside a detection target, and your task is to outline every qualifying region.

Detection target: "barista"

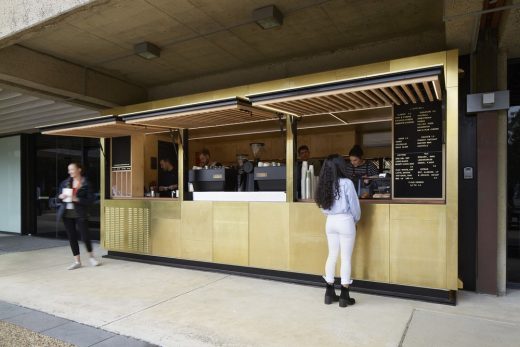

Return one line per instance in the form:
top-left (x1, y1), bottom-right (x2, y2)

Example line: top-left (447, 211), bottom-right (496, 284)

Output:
top-left (298, 145), bottom-right (322, 175)
top-left (346, 145), bottom-right (379, 198)
top-left (297, 145), bottom-right (322, 199)
top-left (198, 148), bottom-right (220, 167)
top-left (158, 157), bottom-right (178, 197)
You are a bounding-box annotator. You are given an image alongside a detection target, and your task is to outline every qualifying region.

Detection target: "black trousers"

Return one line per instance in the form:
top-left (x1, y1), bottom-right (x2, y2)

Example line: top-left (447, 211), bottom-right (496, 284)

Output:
top-left (63, 217), bottom-right (92, 256)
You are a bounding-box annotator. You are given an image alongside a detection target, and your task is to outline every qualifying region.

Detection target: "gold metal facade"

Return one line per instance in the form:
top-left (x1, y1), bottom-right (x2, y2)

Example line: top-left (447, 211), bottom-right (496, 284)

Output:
top-left (99, 50), bottom-right (458, 291)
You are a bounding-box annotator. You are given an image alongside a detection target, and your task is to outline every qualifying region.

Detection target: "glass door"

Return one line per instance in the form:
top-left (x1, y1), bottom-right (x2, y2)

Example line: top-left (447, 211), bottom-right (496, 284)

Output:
top-left (35, 135), bottom-right (100, 240)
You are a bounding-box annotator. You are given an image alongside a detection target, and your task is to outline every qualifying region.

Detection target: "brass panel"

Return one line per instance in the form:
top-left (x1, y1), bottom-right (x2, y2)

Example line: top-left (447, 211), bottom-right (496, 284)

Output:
top-left (150, 199), bottom-right (181, 258)
top-left (389, 204), bottom-right (446, 288)
top-left (212, 202), bottom-right (249, 266)
top-left (103, 198), bottom-right (151, 254)
top-left (180, 201), bottom-right (213, 261)
top-left (389, 51), bottom-right (446, 74)
top-left (151, 218), bottom-right (181, 258)
top-left (289, 203), bottom-right (327, 275)
top-left (352, 204), bottom-right (390, 282)
top-left (286, 116), bottom-right (294, 202)
top-left (150, 200), bottom-right (181, 219)
top-left (445, 50), bottom-right (459, 290)
top-left (249, 202), bottom-right (290, 270)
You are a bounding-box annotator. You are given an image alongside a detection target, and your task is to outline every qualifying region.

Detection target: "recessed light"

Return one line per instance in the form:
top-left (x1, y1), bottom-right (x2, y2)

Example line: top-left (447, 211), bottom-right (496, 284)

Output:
top-left (134, 42), bottom-right (161, 60)
top-left (252, 5), bottom-right (284, 29)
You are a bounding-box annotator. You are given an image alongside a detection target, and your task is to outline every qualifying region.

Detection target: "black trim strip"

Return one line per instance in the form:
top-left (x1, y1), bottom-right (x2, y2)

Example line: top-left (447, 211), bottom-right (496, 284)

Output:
top-left (39, 115), bottom-right (117, 133)
top-left (247, 67), bottom-right (444, 103)
top-left (121, 97), bottom-right (248, 122)
top-left (105, 251), bottom-right (456, 305)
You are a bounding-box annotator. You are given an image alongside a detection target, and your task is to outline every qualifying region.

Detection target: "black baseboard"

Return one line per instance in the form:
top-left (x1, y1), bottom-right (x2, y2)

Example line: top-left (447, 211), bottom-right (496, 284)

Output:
top-left (105, 251), bottom-right (457, 305)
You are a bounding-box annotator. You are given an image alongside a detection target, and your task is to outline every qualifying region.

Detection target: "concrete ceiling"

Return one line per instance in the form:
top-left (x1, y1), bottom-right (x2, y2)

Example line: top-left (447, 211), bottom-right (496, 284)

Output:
top-left (0, 85), bottom-right (99, 135)
top-left (18, 0), bottom-right (445, 87)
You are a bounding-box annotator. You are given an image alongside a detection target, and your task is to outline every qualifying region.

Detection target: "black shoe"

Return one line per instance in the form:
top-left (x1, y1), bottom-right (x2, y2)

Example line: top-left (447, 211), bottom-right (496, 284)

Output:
top-left (339, 286), bottom-right (355, 308)
top-left (324, 284), bottom-right (339, 305)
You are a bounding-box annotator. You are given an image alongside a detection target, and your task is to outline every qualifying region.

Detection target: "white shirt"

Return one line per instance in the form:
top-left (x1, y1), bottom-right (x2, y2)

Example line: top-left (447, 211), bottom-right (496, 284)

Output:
top-left (321, 178), bottom-right (361, 223)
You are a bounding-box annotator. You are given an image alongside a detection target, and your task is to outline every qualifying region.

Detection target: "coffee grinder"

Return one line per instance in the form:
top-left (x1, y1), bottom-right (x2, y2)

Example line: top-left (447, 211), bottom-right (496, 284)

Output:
top-left (236, 143), bottom-right (265, 192)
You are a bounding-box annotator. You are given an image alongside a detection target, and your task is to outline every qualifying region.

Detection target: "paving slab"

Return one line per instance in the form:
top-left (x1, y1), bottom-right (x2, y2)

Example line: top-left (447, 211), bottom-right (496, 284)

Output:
top-left (402, 309), bottom-right (520, 347)
top-left (44, 321), bottom-right (115, 347)
top-left (0, 301), bottom-right (31, 319)
top-left (5, 310), bottom-right (69, 332)
top-left (91, 334), bottom-right (158, 347)
top-left (104, 275), bottom-right (413, 347)
top-left (0, 235), bottom-right (69, 253)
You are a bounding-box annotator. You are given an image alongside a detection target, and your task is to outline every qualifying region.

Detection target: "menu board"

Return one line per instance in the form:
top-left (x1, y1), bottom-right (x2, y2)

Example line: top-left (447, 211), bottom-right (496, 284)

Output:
top-left (393, 101), bottom-right (443, 198)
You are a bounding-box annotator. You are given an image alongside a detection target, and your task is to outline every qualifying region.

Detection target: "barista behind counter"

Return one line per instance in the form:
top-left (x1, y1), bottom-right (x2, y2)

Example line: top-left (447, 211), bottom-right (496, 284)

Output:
top-left (158, 157), bottom-right (178, 197)
top-left (198, 148), bottom-right (221, 167)
top-left (297, 145), bottom-right (322, 199)
top-left (346, 145), bottom-right (379, 198)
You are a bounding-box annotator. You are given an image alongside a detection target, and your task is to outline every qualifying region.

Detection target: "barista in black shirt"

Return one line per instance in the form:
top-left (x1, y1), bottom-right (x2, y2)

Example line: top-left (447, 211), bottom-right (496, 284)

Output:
top-left (158, 158), bottom-right (178, 197)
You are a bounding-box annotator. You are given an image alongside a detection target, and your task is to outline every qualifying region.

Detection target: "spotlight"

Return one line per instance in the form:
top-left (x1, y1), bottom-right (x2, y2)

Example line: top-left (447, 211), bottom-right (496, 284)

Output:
top-left (252, 5), bottom-right (284, 29)
top-left (134, 42), bottom-right (161, 59)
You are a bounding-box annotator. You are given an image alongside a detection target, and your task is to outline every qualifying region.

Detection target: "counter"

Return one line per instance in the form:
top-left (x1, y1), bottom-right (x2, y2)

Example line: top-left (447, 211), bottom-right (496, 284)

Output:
top-left (192, 191), bottom-right (286, 202)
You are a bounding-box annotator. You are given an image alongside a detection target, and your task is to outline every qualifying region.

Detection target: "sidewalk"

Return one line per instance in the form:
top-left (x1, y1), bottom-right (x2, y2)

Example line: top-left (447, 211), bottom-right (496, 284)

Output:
top-left (1, 236), bottom-right (520, 347)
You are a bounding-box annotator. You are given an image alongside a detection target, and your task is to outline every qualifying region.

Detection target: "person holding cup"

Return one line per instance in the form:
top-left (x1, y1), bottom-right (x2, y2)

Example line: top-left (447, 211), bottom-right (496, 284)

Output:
top-left (57, 163), bottom-right (100, 270)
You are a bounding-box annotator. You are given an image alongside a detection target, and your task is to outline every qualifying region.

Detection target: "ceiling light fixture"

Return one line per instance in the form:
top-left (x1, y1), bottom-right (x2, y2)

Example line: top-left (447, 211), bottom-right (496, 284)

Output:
top-left (252, 5), bottom-right (284, 29)
top-left (134, 41), bottom-right (161, 59)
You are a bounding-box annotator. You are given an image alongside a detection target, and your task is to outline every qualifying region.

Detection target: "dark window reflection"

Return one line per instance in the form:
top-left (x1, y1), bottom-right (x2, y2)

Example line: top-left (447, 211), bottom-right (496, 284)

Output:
top-left (35, 135), bottom-right (100, 240)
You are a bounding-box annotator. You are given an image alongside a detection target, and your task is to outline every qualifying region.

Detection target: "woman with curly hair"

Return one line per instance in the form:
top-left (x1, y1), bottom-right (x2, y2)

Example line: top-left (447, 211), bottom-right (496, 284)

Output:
top-left (315, 154), bottom-right (361, 307)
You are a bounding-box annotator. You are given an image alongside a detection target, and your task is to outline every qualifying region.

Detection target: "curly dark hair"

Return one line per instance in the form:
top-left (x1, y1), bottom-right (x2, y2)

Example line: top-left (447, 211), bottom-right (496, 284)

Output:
top-left (315, 154), bottom-right (351, 210)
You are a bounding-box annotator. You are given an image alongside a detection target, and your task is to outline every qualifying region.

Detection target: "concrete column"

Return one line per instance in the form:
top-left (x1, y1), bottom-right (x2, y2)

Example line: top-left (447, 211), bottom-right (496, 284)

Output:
top-left (497, 49), bottom-right (508, 295)
top-left (474, 28), bottom-right (501, 294)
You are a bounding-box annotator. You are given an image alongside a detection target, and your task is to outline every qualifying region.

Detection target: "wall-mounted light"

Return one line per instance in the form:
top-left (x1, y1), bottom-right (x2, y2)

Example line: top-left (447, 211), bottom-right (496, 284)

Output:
top-left (134, 42), bottom-right (161, 59)
top-left (252, 5), bottom-right (284, 29)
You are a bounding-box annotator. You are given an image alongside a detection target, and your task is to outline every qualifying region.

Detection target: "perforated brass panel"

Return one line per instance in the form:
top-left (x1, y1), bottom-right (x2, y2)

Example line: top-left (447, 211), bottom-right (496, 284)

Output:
top-left (249, 203), bottom-right (290, 270)
top-left (213, 202), bottom-right (249, 266)
top-left (104, 201), bottom-right (151, 254)
top-left (389, 204), bottom-right (446, 288)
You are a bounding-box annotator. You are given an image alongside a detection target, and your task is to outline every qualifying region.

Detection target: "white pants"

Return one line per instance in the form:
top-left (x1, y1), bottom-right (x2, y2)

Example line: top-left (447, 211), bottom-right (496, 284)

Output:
top-left (324, 214), bottom-right (356, 285)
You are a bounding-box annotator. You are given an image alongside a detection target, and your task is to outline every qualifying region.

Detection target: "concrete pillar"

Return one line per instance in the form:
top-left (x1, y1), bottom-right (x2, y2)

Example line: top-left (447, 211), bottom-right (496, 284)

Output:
top-left (473, 28), bottom-right (508, 295)
top-left (497, 49), bottom-right (508, 295)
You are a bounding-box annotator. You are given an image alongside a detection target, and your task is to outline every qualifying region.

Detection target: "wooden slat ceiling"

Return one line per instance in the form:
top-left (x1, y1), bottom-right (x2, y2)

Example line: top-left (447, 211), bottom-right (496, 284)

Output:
top-left (125, 103), bottom-right (278, 129)
top-left (42, 120), bottom-right (164, 138)
top-left (251, 75), bottom-right (442, 118)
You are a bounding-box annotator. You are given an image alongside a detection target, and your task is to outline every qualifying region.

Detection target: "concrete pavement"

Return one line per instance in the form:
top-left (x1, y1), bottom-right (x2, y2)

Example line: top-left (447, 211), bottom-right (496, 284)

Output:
top-left (1, 236), bottom-right (519, 346)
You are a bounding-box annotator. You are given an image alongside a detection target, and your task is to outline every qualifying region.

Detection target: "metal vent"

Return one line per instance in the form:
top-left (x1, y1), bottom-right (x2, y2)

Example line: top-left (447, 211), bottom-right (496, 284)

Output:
top-left (104, 206), bottom-right (150, 254)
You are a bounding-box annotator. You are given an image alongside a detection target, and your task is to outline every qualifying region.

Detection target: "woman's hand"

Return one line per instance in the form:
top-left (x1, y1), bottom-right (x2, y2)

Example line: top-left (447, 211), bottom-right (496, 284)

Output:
top-left (59, 193), bottom-right (67, 199)
top-left (72, 196), bottom-right (79, 202)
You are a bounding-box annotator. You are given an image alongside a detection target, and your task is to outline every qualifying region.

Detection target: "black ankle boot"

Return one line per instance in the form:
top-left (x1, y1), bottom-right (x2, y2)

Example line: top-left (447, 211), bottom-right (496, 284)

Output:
top-left (324, 284), bottom-right (339, 305)
top-left (339, 286), bottom-right (355, 307)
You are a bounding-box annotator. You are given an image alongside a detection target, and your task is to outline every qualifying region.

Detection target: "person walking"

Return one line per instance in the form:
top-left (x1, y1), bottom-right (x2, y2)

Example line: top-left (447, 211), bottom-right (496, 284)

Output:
top-left (315, 154), bottom-right (361, 307)
top-left (57, 163), bottom-right (100, 270)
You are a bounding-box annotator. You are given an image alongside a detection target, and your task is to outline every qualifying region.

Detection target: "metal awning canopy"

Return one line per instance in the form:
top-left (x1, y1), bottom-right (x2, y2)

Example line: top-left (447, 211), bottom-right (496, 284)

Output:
top-left (122, 97), bottom-right (279, 129)
top-left (40, 116), bottom-right (165, 138)
top-left (247, 67), bottom-right (444, 126)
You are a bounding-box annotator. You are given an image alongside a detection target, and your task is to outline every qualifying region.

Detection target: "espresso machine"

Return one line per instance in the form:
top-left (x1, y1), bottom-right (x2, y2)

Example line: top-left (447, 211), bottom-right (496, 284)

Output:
top-left (237, 143), bottom-right (265, 192)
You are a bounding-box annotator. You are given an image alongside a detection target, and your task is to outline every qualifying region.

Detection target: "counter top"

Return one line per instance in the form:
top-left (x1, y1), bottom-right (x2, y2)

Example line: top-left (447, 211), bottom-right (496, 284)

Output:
top-left (193, 191), bottom-right (286, 202)
top-left (297, 198), bottom-right (445, 205)
top-left (110, 197), bottom-right (179, 201)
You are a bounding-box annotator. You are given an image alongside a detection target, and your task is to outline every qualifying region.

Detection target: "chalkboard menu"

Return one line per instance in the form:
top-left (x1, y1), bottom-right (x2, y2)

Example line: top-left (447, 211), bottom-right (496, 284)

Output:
top-left (393, 101), bottom-right (443, 198)
top-left (111, 136), bottom-right (131, 167)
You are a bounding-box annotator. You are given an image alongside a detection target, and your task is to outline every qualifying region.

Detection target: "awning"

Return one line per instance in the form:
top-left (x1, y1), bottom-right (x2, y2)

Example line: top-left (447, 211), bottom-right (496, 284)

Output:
top-left (122, 97), bottom-right (279, 129)
top-left (247, 67), bottom-right (444, 121)
top-left (40, 116), bottom-right (165, 138)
